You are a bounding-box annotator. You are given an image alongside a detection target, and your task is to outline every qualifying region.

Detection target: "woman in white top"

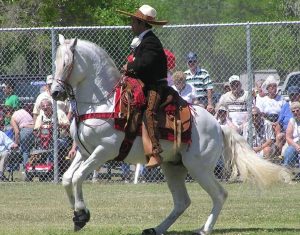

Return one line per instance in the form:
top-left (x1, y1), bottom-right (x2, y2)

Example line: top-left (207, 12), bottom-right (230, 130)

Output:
top-left (284, 102), bottom-right (300, 167)
top-left (256, 75), bottom-right (285, 122)
top-left (171, 71), bottom-right (197, 104)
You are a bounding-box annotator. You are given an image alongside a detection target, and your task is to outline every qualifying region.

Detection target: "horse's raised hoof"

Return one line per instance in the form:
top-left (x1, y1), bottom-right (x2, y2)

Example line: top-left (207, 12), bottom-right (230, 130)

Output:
top-left (73, 209), bottom-right (90, 232)
top-left (142, 228), bottom-right (157, 235)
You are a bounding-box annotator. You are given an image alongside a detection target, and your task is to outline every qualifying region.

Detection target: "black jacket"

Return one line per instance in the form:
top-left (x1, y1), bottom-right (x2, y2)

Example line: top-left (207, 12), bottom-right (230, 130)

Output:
top-left (126, 30), bottom-right (167, 88)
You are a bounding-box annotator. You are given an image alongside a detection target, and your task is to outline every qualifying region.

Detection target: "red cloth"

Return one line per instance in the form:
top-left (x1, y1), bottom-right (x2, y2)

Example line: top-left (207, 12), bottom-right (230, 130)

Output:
top-left (164, 49), bottom-right (176, 70)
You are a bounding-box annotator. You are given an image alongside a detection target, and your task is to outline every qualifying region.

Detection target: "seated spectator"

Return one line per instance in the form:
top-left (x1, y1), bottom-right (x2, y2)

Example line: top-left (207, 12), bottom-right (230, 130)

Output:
top-left (172, 71), bottom-right (197, 104)
top-left (34, 98), bottom-right (71, 151)
top-left (256, 75), bottom-right (286, 155)
top-left (256, 75), bottom-right (285, 122)
top-left (278, 86), bottom-right (300, 133)
top-left (32, 75), bottom-right (71, 124)
top-left (215, 106), bottom-right (239, 131)
top-left (283, 101), bottom-right (300, 168)
top-left (0, 130), bottom-right (18, 181)
top-left (253, 79), bottom-right (266, 106)
top-left (243, 107), bottom-right (280, 161)
top-left (216, 75), bottom-right (249, 134)
top-left (7, 106), bottom-right (34, 166)
top-left (223, 82), bottom-right (231, 93)
top-left (2, 81), bottom-right (20, 126)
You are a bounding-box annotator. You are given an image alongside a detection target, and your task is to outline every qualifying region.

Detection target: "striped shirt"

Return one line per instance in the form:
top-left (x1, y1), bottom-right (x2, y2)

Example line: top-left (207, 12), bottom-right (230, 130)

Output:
top-left (184, 67), bottom-right (213, 98)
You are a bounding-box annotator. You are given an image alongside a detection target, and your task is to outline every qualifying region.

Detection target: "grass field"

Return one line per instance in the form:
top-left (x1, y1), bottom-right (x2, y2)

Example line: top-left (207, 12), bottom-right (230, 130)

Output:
top-left (0, 181), bottom-right (299, 235)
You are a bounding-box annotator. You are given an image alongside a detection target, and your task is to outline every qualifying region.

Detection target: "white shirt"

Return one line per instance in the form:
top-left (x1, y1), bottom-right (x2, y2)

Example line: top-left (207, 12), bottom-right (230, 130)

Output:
top-left (256, 95), bottom-right (285, 115)
top-left (172, 83), bottom-right (197, 103)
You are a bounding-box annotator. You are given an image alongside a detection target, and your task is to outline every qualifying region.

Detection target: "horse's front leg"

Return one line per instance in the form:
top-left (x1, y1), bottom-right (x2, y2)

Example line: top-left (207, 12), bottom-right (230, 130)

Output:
top-left (72, 145), bottom-right (110, 231)
top-left (62, 150), bottom-right (85, 210)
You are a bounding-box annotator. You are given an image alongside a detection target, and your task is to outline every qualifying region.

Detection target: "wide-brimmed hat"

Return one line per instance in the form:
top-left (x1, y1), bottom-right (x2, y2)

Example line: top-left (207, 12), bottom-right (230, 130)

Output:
top-left (117, 5), bottom-right (167, 26)
top-left (261, 75), bottom-right (280, 93)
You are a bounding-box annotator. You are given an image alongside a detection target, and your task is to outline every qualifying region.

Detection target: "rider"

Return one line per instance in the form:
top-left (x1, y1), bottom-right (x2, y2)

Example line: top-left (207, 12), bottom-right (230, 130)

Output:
top-left (117, 5), bottom-right (168, 168)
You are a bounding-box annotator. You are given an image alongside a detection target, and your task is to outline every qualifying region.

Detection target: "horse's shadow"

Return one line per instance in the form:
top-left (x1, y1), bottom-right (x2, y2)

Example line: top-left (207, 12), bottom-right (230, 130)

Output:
top-left (164, 227), bottom-right (300, 234)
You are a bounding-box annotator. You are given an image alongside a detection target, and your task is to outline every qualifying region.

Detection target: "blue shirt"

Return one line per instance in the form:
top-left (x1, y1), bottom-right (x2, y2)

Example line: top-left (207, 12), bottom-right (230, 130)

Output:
top-left (278, 102), bottom-right (293, 132)
top-left (0, 131), bottom-right (14, 152)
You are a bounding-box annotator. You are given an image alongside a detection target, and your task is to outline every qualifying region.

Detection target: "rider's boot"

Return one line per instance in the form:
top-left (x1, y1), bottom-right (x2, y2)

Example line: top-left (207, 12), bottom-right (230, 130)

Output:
top-left (145, 154), bottom-right (162, 168)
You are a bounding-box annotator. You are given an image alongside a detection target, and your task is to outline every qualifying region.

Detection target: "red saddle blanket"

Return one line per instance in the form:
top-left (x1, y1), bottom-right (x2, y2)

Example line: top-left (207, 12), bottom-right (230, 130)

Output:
top-left (114, 77), bottom-right (192, 144)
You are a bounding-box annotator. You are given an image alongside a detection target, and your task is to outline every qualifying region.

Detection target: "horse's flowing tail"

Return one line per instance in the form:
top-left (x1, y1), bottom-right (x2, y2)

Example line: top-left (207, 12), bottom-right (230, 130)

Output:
top-left (221, 126), bottom-right (292, 188)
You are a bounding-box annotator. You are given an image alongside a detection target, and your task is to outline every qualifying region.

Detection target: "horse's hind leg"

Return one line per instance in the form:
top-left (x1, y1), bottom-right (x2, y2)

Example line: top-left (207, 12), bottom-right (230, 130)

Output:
top-left (143, 163), bottom-right (190, 235)
top-left (187, 162), bottom-right (228, 235)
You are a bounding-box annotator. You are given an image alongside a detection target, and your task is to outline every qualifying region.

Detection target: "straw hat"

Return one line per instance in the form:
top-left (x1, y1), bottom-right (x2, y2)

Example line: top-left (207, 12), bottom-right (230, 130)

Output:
top-left (117, 5), bottom-right (168, 26)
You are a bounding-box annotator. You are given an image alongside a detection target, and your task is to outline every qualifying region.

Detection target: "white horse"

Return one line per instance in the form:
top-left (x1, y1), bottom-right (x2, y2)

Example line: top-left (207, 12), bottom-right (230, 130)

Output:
top-left (51, 34), bottom-right (291, 235)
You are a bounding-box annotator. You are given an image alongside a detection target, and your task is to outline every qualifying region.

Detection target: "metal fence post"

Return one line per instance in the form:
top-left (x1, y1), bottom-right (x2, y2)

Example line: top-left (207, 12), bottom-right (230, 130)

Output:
top-left (51, 27), bottom-right (59, 183)
top-left (246, 22), bottom-right (253, 146)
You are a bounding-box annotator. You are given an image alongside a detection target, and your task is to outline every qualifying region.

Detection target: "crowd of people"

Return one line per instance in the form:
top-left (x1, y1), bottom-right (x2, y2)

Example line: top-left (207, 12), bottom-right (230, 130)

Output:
top-left (0, 76), bottom-right (73, 181)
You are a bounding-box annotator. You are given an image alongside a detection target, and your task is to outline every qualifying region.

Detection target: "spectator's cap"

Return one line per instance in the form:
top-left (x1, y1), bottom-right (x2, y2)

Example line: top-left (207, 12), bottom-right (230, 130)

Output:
top-left (116, 5), bottom-right (168, 25)
top-left (186, 52), bottom-right (197, 62)
top-left (291, 101), bottom-right (300, 110)
top-left (228, 75), bottom-right (240, 84)
top-left (262, 75), bottom-right (279, 93)
top-left (288, 86), bottom-right (300, 95)
top-left (46, 75), bottom-right (54, 84)
top-left (218, 106), bottom-right (228, 112)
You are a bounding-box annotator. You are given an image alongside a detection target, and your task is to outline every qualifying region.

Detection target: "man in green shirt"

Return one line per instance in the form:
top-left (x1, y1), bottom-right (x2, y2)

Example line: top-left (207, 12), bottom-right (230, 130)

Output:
top-left (3, 81), bottom-right (20, 109)
top-left (2, 81), bottom-right (20, 126)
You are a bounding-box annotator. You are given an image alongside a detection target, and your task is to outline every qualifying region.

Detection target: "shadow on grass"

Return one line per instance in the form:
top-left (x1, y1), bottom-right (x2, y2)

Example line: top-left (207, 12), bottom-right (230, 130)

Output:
top-left (165, 227), bottom-right (300, 234)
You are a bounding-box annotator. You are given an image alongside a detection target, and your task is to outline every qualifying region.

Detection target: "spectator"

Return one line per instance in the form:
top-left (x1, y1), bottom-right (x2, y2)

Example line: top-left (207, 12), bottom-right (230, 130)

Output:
top-left (256, 75), bottom-right (285, 122)
top-left (254, 79), bottom-right (266, 106)
top-left (215, 106), bottom-right (239, 131)
top-left (3, 81), bottom-right (20, 110)
top-left (216, 75), bottom-right (249, 134)
top-left (2, 81), bottom-right (20, 126)
top-left (283, 101), bottom-right (300, 168)
top-left (0, 130), bottom-right (18, 181)
top-left (7, 106), bottom-right (34, 166)
top-left (172, 71), bottom-right (197, 104)
top-left (184, 52), bottom-right (214, 112)
top-left (32, 75), bottom-right (71, 124)
top-left (278, 86), bottom-right (300, 132)
top-left (223, 82), bottom-right (231, 93)
top-left (243, 107), bottom-right (280, 161)
top-left (34, 98), bottom-right (71, 151)
top-left (256, 75), bottom-right (286, 155)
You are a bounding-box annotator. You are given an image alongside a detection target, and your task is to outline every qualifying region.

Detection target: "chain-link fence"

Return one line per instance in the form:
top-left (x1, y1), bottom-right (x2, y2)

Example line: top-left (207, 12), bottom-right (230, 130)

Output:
top-left (1, 21), bottom-right (300, 183)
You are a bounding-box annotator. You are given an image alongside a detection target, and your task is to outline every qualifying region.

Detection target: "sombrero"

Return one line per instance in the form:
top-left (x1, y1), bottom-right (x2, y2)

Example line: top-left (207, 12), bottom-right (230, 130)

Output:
top-left (117, 5), bottom-right (168, 26)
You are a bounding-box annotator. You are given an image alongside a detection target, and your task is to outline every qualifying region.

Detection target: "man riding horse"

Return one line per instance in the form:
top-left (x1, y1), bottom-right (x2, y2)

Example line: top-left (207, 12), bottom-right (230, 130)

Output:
top-left (118, 5), bottom-right (168, 168)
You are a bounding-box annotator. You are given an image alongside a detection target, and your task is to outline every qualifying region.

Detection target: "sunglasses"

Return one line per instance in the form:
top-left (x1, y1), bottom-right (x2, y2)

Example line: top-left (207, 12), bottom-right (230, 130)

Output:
top-left (187, 60), bottom-right (197, 64)
top-left (292, 109), bottom-right (300, 113)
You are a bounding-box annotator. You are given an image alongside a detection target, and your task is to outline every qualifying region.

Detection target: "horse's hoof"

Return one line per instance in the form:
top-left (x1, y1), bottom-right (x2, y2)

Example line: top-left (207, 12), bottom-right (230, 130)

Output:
top-left (73, 209), bottom-right (90, 232)
top-left (142, 228), bottom-right (157, 235)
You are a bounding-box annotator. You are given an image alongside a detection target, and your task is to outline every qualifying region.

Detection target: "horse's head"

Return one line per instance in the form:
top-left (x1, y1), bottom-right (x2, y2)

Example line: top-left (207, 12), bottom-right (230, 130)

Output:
top-left (51, 34), bottom-right (121, 104)
top-left (51, 34), bottom-right (78, 101)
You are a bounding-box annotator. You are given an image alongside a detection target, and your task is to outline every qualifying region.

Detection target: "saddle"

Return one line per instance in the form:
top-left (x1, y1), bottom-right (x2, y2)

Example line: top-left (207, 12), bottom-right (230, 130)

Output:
top-left (114, 76), bottom-right (192, 161)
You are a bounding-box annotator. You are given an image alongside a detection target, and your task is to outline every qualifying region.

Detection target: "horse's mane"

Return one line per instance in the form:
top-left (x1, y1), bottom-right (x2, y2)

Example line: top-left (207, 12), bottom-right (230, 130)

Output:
top-left (71, 38), bottom-right (121, 97)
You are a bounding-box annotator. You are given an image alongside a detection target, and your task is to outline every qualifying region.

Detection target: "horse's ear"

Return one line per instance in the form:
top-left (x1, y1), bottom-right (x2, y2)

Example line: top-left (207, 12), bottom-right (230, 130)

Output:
top-left (59, 34), bottom-right (65, 45)
top-left (70, 38), bottom-right (77, 51)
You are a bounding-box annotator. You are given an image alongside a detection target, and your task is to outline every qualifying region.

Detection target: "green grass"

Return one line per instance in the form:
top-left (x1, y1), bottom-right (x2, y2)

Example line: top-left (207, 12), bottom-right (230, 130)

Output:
top-left (0, 181), bottom-right (299, 235)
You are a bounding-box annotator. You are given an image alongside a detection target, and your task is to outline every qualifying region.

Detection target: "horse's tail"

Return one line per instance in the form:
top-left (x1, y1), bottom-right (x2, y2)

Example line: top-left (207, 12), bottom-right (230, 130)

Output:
top-left (221, 125), bottom-right (292, 188)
